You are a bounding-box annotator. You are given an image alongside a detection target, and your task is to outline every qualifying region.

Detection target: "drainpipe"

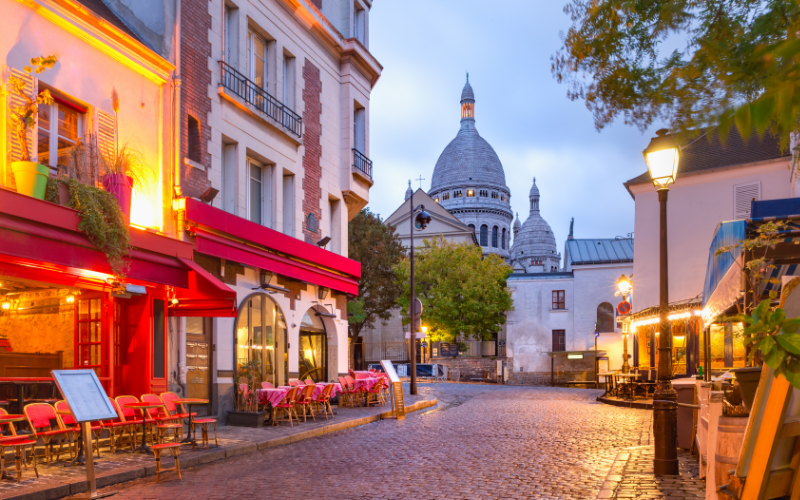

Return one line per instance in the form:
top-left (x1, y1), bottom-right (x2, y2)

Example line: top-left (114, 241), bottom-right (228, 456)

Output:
top-left (172, 0), bottom-right (185, 240)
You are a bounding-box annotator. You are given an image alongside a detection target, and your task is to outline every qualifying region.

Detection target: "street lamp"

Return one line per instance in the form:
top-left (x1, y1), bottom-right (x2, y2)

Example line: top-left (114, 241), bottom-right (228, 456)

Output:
top-left (616, 274), bottom-right (632, 374)
top-left (408, 184), bottom-right (431, 396)
top-left (643, 128), bottom-right (680, 476)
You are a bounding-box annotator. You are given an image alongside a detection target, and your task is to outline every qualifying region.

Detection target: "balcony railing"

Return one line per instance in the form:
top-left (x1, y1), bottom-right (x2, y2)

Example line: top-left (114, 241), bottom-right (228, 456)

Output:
top-left (219, 61), bottom-right (302, 138)
top-left (352, 148), bottom-right (373, 178)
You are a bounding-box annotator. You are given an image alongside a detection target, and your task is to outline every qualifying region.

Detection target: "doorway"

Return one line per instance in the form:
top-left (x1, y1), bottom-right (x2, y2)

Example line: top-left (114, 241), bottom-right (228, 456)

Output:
top-left (299, 309), bottom-right (327, 382)
top-left (186, 317), bottom-right (212, 414)
top-left (234, 293), bottom-right (288, 387)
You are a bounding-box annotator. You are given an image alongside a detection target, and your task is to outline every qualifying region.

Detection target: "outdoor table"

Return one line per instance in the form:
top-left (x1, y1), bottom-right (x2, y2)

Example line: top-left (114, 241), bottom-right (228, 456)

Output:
top-left (0, 415), bottom-right (27, 480)
top-left (0, 378), bottom-right (57, 415)
top-left (614, 373), bottom-right (638, 400)
top-left (257, 388), bottom-right (289, 407)
top-left (173, 398), bottom-right (208, 448)
top-left (124, 402), bottom-right (162, 453)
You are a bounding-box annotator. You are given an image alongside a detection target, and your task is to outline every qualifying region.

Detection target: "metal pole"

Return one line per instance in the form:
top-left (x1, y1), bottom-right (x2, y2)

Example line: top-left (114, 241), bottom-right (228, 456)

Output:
top-left (653, 188), bottom-right (678, 475)
top-left (409, 190), bottom-right (417, 395)
top-left (622, 295), bottom-right (630, 374)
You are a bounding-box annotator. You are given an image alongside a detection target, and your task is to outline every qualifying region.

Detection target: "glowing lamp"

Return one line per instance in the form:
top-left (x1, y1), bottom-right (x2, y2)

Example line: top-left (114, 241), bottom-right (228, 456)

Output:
top-left (1, 301), bottom-right (9, 310)
top-left (617, 275), bottom-right (632, 295)
top-left (304, 349), bottom-right (313, 359)
top-left (66, 293), bottom-right (76, 304)
top-left (643, 129), bottom-right (680, 188)
top-left (422, 326), bottom-right (428, 335)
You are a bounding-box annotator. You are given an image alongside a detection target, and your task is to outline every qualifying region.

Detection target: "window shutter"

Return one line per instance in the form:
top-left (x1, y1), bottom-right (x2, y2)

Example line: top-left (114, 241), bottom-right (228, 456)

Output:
top-left (733, 182), bottom-right (761, 220)
top-left (5, 66), bottom-right (36, 189)
top-left (96, 109), bottom-right (116, 163)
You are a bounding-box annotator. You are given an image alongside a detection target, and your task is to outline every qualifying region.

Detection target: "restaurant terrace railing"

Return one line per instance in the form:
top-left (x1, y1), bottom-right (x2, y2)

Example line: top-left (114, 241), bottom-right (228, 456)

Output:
top-left (219, 61), bottom-right (302, 138)
top-left (352, 148), bottom-right (373, 178)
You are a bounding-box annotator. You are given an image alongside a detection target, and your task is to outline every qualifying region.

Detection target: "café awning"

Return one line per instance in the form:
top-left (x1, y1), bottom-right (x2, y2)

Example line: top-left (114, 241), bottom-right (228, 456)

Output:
top-left (701, 220), bottom-right (746, 324)
top-left (169, 258), bottom-right (237, 317)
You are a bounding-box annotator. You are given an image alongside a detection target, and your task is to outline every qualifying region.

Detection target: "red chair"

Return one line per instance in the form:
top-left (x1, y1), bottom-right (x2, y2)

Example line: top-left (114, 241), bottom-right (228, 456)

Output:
top-left (54, 400), bottom-right (102, 458)
top-left (294, 384), bottom-right (316, 422)
top-left (366, 378), bottom-right (386, 407)
top-left (150, 442), bottom-right (182, 482)
top-left (288, 380), bottom-right (302, 387)
top-left (0, 408), bottom-right (37, 482)
top-left (338, 376), bottom-right (359, 407)
top-left (192, 417), bottom-right (218, 449)
top-left (272, 387), bottom-right (300, 427)
top-left (102, 398), bottom-right (137, 453)
top-left (114, 396), bottom-right (149, 445)
top-left (345, 375), bottom-right (362, 406)
top-left (313, 384), bottom-right (335, 419)
top-left (23, 403), bottom-right (75, 464)
top-left (159, 392), bottom-right (194, 420)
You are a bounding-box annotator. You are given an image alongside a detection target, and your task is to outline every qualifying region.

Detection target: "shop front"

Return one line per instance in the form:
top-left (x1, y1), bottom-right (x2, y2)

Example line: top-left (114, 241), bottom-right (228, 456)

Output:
top-left (0, 190), bottom-right (235, 408)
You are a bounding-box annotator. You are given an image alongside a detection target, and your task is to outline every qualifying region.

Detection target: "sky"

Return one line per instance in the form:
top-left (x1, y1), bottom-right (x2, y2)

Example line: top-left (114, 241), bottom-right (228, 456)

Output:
top-left (366, 0), bottom-right (665, 249)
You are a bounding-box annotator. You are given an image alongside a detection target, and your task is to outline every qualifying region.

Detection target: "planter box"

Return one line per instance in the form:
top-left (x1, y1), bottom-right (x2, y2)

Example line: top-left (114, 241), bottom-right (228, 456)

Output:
top-left (227, 410), bottom-right (270, 428)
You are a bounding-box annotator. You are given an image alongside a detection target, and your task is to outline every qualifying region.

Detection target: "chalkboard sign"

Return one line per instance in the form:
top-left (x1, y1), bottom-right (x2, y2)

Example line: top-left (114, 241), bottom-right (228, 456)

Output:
top-left (51, 370), bottom-right (117, 423)
top-left (440, 343), bottom-right (458, 357)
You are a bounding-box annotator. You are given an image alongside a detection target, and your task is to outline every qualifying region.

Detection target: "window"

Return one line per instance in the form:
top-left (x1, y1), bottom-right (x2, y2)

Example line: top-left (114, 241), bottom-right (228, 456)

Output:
top-left (734, 182), bottom-right (761, 220)
top-left (235, 293), bottom-right (289, 388)
top-left (187, 115), bottom-right (201, 163)
top-left (480, 190), bottom-right (488, 197)
top-left (480, 224), bottom-right (488, 246)
top-left (552, 290), bottom-right (565, 310)
top-left (306, 213), bottom-right (318, 233)
top-left (353, 105), bottom-right (365, 153)
top-left (442, 192), bottom-right (450, 201)
top-left (247, 158), bottom-right (271, 226)
top-left (531, 259), bottom-right (542, 266)
top-left (222, 142), bottom-right (237, 213)
top-left (552, 330), bottom-right (566, 352)
top-left (466, 189), bottom-right (475, 197)
top-left (501, 195), bottom-right (506, 202)
top-left (282, 172), bottom-right (294, 236)
top-left (152, 299), bottom-right (166, 378)
top-left (454, 190), bottom-right (462, 198)
top-left (37, 98), bottom-right (82, 168)
top-left (248, 29), bottom-right (267, 89)
top-left (462, 102), bottom-right (473, 119)
top-left (492, 226), bottom-right (498, 248)
top-left (596, 302), bottom-right (615, 333)
top-left (468, 224), bottom-right (475, 232)
top-left (491, 191), bottom-right (498, 199)
top-left (224, 5), bottom-right (237, 64)
top-left (282, 53), bottom-right (295, 109)
top-left (501, 228), bottom-right (506, 249)
top-left (353, 2), bottom-right (366, 44)
top-left (329, 198), bottom-right (341, 254)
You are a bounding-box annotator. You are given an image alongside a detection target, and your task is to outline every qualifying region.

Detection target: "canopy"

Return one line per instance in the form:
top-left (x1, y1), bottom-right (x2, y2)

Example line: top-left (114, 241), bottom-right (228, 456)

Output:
top-left (169, 258), bottom-right (237, 317)
top-left (702, 220), bottom-right (746, 310)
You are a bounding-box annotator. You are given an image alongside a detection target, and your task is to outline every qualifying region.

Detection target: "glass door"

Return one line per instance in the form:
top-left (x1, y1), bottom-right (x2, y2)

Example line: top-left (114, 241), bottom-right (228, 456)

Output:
top-left (299, 309), bottom-right (327, 382)
top-left (235, 294), bottom-right (287, 388)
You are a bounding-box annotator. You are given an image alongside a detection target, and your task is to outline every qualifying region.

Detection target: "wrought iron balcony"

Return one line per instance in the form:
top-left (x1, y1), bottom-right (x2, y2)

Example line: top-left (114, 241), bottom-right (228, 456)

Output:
top-left (352, 148), bottom-right (373, 178)
top-left (219, 61), bottom-right (302, 138)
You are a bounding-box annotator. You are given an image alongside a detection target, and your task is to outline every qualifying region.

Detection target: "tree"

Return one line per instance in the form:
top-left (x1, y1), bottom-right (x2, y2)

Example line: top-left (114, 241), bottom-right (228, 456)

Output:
top-left (393, 237), bottom-right (513, 342)
top-left (552, 0), bottom-right (800, 149)
top-left (347, 209), bottom-right (405, 350)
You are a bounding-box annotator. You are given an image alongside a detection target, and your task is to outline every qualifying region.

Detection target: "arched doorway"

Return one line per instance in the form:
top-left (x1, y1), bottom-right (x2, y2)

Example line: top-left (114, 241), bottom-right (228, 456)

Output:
top-left (235, 293), bottom-right (288, 387)
top-left (298, 308), bottom-right (327, 382)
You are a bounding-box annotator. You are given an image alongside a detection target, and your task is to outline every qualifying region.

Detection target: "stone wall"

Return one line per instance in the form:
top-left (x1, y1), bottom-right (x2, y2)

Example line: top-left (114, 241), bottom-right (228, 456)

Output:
top-left (432, 357), bottom-right (506, 383)
top-left (506, 352), bottom-right (599, 386)
top-left (0, 290), bottom-right (73, 367)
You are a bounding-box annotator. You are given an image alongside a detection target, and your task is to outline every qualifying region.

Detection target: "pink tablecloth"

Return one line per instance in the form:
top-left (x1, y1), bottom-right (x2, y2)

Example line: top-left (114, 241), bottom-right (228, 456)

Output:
top-left (354, 377), bottom-right (382, 392)
top-left (313, 382), bottom-right (342, 399)
top-left (257, 388), bottom-right (288, 406)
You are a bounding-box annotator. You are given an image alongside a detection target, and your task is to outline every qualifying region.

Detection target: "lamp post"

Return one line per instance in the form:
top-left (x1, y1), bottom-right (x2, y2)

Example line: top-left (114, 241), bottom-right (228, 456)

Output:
top-left (408, 187), bottom-right (431, 396)
top-left (643, 129), bottom-right (680, 476)
top-left (617, 275), bottom-right (632, 374)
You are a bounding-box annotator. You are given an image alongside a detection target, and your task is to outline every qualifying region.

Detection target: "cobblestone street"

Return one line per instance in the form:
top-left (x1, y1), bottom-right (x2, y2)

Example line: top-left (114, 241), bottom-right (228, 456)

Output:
top-left (74, 384), bottom-right (704, 500)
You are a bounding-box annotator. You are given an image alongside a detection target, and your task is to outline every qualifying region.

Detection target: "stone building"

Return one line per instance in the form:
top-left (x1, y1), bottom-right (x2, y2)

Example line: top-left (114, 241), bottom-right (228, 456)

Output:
top-left (428, 76), bottom-right (513, 259)
top-left (509, 178), bottom-right (561, 273)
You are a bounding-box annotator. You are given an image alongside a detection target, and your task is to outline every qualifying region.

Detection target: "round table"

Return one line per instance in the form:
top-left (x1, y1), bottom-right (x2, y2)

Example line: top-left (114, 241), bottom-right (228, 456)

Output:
top-left (123, 403), bottom-right (163, 453)
top-left (615, 373), bottom-right (638, 401)
top-left (0, 415), bottom-right (27, 481)
top-left (173, 399), bottom-right (208, 448)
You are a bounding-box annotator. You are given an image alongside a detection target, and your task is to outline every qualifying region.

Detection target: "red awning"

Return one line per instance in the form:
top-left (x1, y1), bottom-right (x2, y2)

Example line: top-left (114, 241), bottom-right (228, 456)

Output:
top-left (169, 258), bottom-right (238, 317)
top-left (194, 230), bottom-right (359, 295)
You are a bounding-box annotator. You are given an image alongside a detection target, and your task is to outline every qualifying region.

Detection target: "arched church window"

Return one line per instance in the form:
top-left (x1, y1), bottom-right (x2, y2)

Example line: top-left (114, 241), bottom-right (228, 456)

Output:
top-left (467, 190), bottom-right (475, 197)
top-left (492, 226), bottom-right (498, 248)
top-left (443, 192), bottom-right (450, 200)
top-left (454, 190), bottom-right (462, 198)
top-left (597, 302), bottom-right (615, 333)
top-left (480, 225), bottom-right (488, 246)
top-left (501, 228), bottom-right (506, 249)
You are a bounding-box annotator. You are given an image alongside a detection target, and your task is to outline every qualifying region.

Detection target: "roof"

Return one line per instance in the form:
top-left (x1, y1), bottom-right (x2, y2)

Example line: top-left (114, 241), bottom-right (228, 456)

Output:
top-left (77, 0), bottom-right (150, 48)
top-left (461, 74), bottom-right (474, 102)
top-left (508, 271), bottom-right (574, 279)
top-left (566, 238), bottom-right (634, 265)
top-left (624, 127), bottom-right (788, 189)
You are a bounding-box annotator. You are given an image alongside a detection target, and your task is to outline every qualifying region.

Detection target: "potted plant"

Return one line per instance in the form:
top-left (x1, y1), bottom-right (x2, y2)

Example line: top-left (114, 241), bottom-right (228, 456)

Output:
top-left (100, 145), bottom-right (151, 225)
top-left (7, 55), bottom-right (57, 199)
top-left (227, 359), bottom-right (270, 427)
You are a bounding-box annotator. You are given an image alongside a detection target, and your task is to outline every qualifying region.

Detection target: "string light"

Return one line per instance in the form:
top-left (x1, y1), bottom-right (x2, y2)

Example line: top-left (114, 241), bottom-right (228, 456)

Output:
top-left (630, 309), bottom-right (702, 331)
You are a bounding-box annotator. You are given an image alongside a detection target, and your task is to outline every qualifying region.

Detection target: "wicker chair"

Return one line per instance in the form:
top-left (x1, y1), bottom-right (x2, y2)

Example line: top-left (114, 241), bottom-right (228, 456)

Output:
top-left (272, 387), bottom-right (300, 427)
top-left (294, 384), bottom-right (316, 422)
top-left (102, 398), bottom-right (137, 453)
top-left (23, 403), bottom-right (75, 464)
top-left (313, 384), bottom-right (335, 419)
top-left (54, 400), bottom-right (102, 458)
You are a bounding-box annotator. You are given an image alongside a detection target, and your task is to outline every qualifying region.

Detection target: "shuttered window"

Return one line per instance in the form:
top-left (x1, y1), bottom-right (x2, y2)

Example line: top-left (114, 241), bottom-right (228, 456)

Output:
top-left (733, 182), bottom-right (760, 220)
top-left (5, 67), bottom-right (35, 189)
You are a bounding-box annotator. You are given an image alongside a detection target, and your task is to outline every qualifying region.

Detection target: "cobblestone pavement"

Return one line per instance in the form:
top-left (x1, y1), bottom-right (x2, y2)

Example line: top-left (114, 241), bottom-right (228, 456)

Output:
top-left (76, 384), bottom-right (704, 500)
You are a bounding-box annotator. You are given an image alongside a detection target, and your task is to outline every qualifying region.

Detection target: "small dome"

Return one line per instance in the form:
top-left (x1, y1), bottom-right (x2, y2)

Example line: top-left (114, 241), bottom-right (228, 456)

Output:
top-left (510, 178), bottom-right (560, 269)
top-left (461, 73), bottom-right (474, 102)
top-left (513, 213), bottom-right (521, 228)
top-left (530, 177), bottom-right (539, 197)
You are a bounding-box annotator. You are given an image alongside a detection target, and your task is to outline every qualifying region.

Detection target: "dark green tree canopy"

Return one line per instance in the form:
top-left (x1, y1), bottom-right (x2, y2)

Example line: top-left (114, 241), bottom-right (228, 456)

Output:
top-left (552, 0), bottom-right (800, 148)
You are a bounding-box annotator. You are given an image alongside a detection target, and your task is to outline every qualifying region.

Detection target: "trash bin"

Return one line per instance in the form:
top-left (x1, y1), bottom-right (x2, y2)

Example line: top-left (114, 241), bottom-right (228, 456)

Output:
top-left (673, 378), bottom-right (697, 450)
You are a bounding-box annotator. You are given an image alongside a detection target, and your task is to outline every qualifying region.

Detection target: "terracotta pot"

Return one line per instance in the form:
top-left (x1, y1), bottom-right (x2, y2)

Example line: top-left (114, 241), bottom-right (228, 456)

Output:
top-left (102, 174), bottom-right (133, 224)
top-left (11, 162), bottom-right (49, 200)
top-left (731, 366), bottom-right (762, 412)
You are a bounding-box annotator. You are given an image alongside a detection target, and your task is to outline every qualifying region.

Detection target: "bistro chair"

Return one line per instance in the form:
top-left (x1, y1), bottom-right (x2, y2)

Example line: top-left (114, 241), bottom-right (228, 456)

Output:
top-left (337, 377), bottom-right (359, 407)
top-left (305, 378), bottom-right (314, 385)
top-left (345, 376), bottom-right (362, 406)
top-left (54, 401), bottom-right (102, 458)
top-left (150, 442), bottom-right (182, 482)
top-left (272, 387), bottom-right (300, 427)
top-left (313, 383), bottom-right (334, 419)
top-left (23, 403), bottom-right (75, 464)
top-left (294, 384), bottom-right (316, 422)
top-left (288, 380), bottom-right (302, 387)
top-left (366, 379), bottom-right (386, 407)
top-left (159, 392), bottom-right (195, 420)
top-left (102, 398), bottom-right (137, 453)
top-left (141, 394), bottom-right (176, 445)
top-left (0, 408), bottom-right (38, 483)
top-left (114, 396), bottom-right (149, 445)
top-left (192, 417), bottom-right (218, 449)
top-left (260, 382), bottom-right (275, 389)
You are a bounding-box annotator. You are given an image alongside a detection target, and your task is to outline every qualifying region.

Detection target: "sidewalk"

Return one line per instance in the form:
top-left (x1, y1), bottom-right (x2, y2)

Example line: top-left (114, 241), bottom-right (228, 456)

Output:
top-left (597, 446), bottom-right (705, 499)
top-left (0, 396), bottom-right (437, 500)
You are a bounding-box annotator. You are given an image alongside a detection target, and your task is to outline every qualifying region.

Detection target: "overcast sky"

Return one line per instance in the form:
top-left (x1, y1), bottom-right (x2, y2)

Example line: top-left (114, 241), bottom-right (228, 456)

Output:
top-left (366, 1), bottom-right (664, 248)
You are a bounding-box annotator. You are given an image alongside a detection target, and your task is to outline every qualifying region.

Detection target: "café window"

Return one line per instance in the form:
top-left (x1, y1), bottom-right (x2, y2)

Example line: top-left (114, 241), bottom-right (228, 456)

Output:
top-left (699, 322), bottom-right (746, 370)
top-left (552, 290), bottom-right (565, 310)
top-left (235, 293), bottom-right (288, 388)
top-left (37, 94), bottom-right (83, 168)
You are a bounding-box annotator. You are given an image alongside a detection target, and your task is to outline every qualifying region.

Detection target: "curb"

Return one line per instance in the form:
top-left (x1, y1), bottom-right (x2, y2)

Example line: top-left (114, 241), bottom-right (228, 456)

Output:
top-left (596, 396), bottom-right (653, 409)
top-left (2, 399), bottom-right (438, 500)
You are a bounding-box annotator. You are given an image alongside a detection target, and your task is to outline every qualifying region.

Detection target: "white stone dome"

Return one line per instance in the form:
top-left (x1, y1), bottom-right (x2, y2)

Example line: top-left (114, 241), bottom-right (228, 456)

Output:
top-left (510, 178), bottom-right (561, 272)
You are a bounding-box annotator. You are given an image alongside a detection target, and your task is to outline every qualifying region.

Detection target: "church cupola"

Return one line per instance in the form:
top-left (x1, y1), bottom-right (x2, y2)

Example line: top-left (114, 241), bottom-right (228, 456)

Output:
top-left (460, 73), bottom-right (475, 121)
top-left (529, 177), bottom-right (540, 213)
top-left (405, 180), bottom-right (413, 201)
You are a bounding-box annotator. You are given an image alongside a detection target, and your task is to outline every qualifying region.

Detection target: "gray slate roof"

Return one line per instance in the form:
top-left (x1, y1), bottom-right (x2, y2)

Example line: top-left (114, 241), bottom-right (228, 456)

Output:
top-left (78, 0), bottom-right (150, 47)
top-left (461, 75), bottom-right (474, 102)
top-left (625, 127), bottom-right (788, 188)
top-left (566, 238), bottom-right (633, 265)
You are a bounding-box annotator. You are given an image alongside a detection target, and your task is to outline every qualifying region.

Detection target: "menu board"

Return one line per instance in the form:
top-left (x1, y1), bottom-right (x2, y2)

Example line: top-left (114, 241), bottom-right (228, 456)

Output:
top-left (51, 370), bottom-right (118, 423)
top-left (380, 360), bottom-right (405, 419)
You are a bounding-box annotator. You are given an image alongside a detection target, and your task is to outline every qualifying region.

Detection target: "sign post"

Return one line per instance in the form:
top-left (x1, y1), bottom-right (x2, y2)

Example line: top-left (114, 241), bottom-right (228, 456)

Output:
top-left (51, 370), bottom-right (118, 499)
top-left (380, 360), bottom-right (405, 420)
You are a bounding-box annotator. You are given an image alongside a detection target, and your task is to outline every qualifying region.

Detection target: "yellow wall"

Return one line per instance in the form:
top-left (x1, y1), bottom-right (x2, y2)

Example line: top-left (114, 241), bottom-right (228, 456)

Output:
top-left (0, 290), bottom-right (74, 368)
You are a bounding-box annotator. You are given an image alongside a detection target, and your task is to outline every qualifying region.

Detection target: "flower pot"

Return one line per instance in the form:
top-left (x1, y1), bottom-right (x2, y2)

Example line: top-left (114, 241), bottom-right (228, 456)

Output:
top-left (102, 174), bottom-right (133, 224)
top-left (11, 162), bottom-right (49, 200)
top-left (227, 410), bottom-right (270, 427)
top-left (57, 181), bottom-right (70, 206)
top-left (731, 366), bottom-right (762, 412)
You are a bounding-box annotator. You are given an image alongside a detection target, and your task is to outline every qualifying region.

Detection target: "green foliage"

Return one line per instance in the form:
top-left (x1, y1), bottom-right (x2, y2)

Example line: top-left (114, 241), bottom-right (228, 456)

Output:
top-left (100, 143), bottom-right (154, 191)
top-left (394, 238), bottom-right (513, 342)
top-left (347, 209), bottom-right (405, 339)
top-left (552, 1), bottom-right (800, 150)
top-left (7, 55), bottom-right (56, 162)
top-left (728, 299), bottom-right (800, 389)
top-left (63, 178), bottom-right (130, 277)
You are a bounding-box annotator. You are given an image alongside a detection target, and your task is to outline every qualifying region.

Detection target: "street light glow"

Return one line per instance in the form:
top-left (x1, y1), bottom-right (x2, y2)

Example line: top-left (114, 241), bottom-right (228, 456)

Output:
top-left (617, 275), bottom-right (631, 295)
top-left (643, 130), bottom-right (680, 188)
